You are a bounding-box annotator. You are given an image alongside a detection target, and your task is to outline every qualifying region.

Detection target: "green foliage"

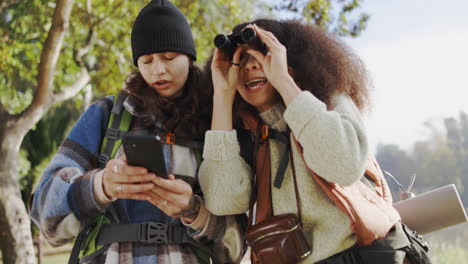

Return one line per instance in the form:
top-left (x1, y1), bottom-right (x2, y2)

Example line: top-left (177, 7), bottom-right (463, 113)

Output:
top-left (0, 0), bottom-right (256, 111)
top-left (2, 0), bottom-right (256, 204)
top-left (0, 0), bottom-right (50, 113)
top-left (1, 0), bottom-right (368, 114)
top-left (19, 101), bottom-right (80, 203)
top-left (265, 0), bottom-right (370, 37)
top-left (174, 0), bottom-right (255, 65)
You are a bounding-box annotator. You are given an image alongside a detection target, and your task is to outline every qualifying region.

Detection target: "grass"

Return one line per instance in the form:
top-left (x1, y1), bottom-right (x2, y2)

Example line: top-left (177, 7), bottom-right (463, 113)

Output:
top-left (428, 238), bottom-right (468, 264)
top-left (425, 224), bottom-right (468, 264)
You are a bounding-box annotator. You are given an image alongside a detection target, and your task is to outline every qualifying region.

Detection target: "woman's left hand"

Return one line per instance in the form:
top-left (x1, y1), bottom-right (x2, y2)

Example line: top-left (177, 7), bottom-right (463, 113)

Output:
top-left (246, 24), bottom-right (300, 105)
top-left (145, 174), bottom-right (200, 223)
top-left (246, 24), bottom-right (290, 91)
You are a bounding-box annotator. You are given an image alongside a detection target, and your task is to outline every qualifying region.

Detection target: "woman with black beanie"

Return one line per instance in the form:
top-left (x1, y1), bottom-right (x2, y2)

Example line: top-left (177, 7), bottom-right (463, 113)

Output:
top-left (30, 1), bottom-right (245, 263)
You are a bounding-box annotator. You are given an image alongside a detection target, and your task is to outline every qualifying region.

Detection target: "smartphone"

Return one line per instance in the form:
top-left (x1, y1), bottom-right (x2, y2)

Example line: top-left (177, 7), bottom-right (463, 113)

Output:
top-left (122, 134), bottom-right (168, 178)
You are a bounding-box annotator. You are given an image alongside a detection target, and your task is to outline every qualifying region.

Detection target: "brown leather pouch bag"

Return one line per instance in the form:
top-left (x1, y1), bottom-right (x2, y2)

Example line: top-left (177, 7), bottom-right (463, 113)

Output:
top-left (246, 213), bottom-right (311, 264)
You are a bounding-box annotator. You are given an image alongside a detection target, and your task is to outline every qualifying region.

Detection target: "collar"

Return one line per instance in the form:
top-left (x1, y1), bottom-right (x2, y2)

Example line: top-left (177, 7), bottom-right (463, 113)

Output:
top-left (259, 103), bottom-right (288, 132)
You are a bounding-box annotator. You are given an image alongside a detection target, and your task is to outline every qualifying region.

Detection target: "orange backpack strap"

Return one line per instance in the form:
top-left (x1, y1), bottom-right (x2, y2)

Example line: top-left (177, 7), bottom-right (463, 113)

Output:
top-left (292, 136), bottom-right (401, 246)
top-left (292, 138), bottom-right (356, 219)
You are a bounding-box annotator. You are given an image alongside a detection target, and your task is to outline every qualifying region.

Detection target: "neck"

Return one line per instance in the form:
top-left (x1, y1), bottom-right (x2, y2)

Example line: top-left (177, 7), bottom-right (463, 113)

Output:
top-left (259, 103), bottom-right (287, 131)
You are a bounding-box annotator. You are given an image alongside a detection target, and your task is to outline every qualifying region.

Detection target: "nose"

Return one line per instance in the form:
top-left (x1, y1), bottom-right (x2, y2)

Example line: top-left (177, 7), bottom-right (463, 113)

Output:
top-left (152, 59), bottom-right (166, 75)
top-left (244, 56), bottom-right (261, 72)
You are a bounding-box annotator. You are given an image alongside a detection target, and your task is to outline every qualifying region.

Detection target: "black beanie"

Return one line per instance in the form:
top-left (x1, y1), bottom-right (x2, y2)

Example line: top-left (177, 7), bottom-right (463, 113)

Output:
top-left (131, 0), bottom-right (197, 66)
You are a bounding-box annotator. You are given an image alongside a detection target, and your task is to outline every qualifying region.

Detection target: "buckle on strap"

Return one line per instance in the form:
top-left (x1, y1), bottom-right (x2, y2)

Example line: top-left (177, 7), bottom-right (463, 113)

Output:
top-left (106, 128), bottom-right (120, 141)
top-left (261, 125), bottom-right (269, 141)
top-left (165, 132), bottom-right (175, 144)
top-left (158, 132), bottom-right (176, 144)
top-left (138, 222), bottom-right (167, 244)
top-left (98, 154), bottom-right (110, 167)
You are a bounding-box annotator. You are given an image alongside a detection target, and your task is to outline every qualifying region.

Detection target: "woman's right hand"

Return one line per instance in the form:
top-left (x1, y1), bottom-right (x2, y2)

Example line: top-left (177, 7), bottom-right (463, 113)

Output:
top-left (102, 156), bottom-right (156, 201)
top-left (210, 47), bottom-right (243, 101)
top-left (210, 47), bottom-right (243, 130)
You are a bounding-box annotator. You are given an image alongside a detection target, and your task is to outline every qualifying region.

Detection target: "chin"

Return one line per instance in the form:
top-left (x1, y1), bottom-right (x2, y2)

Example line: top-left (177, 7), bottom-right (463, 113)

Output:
top-left (155, 87), bottom-right (183, 98)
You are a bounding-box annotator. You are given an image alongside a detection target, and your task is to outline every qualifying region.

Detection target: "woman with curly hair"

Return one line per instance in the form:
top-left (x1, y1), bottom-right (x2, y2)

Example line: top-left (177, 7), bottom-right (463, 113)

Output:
top-left (30, 1), bottom-right (244, 263)
top-left (199, 19), bottom-right (430, 264)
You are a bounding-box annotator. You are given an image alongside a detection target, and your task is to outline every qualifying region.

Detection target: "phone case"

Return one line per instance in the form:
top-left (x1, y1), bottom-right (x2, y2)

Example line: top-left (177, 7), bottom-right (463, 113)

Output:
top-left (122, 134), bottom-right (167, 178)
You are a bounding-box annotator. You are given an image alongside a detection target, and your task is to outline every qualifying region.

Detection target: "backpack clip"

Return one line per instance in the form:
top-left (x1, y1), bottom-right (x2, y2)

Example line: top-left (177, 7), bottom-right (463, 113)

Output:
top-left (138, 222), bottom-right (167, 244)
top-left (164, 132), bottom-right (176, 144)
top-left (261, 125), bottom-right (269, 141)
top-left (98, 154), bottom-right (110, 167)
top-left (106, 128), bottom-right (120, 141)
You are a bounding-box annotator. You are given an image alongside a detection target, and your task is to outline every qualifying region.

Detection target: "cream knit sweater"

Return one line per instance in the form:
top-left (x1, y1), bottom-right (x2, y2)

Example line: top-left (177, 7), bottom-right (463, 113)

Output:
top-left (199, 91), bottom-right (369, 263)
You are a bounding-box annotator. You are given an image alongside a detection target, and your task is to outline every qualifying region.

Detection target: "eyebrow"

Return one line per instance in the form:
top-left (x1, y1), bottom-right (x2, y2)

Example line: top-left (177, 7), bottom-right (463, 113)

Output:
top-left (140, 55), bottom-right (152, 60)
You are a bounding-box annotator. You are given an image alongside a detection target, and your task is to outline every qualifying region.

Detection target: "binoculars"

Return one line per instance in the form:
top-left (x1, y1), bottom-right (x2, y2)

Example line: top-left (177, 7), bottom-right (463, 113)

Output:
top-left (214, 28), bottom-right (268, 57)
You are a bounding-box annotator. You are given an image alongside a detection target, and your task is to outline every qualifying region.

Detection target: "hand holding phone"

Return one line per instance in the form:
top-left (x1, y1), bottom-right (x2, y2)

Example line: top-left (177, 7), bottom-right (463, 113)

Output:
top-left (122, 134), bottom-right (168, 178)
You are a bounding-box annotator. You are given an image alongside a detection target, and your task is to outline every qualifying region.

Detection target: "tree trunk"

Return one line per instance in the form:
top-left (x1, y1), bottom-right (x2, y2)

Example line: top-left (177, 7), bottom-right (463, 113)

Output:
top-left (82, 84), bottom-right (92, 111)
top-left (0, 123), bottom-right (36, 264)
top-left (37, 233), bottom-right (43, 264)
top-left (0, 0), bottom-right (80, 263)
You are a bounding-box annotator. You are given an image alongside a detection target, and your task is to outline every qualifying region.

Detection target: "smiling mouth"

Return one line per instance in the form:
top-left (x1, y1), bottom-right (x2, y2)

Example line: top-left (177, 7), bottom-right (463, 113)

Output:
top-left (244, 78), bottom-right (267, 90)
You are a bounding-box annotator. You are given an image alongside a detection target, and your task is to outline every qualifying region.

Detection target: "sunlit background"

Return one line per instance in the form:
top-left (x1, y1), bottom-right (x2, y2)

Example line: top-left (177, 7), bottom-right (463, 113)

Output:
top-left (346, 0), bottom-right (468, 151)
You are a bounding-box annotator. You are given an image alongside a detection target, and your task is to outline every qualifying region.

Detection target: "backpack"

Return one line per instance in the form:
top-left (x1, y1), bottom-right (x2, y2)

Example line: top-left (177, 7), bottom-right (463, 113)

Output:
top-left (292, 138), bottom-right (401, 246)
top-left (68, 91), bottom-right (219, 264)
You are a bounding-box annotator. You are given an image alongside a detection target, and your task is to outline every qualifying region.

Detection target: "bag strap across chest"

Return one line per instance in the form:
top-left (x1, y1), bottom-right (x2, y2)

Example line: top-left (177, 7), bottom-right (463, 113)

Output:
top-left (98, 91), bottom-right (203, 169)
top-left (292, 136), bottom-right (401, 246)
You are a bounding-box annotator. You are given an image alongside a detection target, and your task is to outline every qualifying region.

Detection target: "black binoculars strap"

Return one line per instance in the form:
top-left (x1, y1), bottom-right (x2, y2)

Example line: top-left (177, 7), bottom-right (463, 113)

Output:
top-left (268, 128), bottom-right (290, 189)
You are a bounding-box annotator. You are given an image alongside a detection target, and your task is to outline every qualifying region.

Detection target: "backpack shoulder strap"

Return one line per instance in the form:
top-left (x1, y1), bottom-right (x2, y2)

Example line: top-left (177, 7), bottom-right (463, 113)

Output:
top-left (365, 155), bottom-right (394, 203)
top-left (98, 91), bottom-right (133, 168)
top-left (236, 128), bottom-right (255, 168)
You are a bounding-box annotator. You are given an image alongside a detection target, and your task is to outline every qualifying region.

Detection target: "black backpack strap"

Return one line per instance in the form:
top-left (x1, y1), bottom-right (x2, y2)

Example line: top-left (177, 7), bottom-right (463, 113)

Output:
top-left (95, 220), bottom-right (223, 264)
top-left (68, 220), bottom-right (94, 264)
top-left (268, 127), bottom-right (291, 189)
top-left (98, 91), bottom-right (130, 168)
top-left (237, 126), bottom-right (291, 188)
